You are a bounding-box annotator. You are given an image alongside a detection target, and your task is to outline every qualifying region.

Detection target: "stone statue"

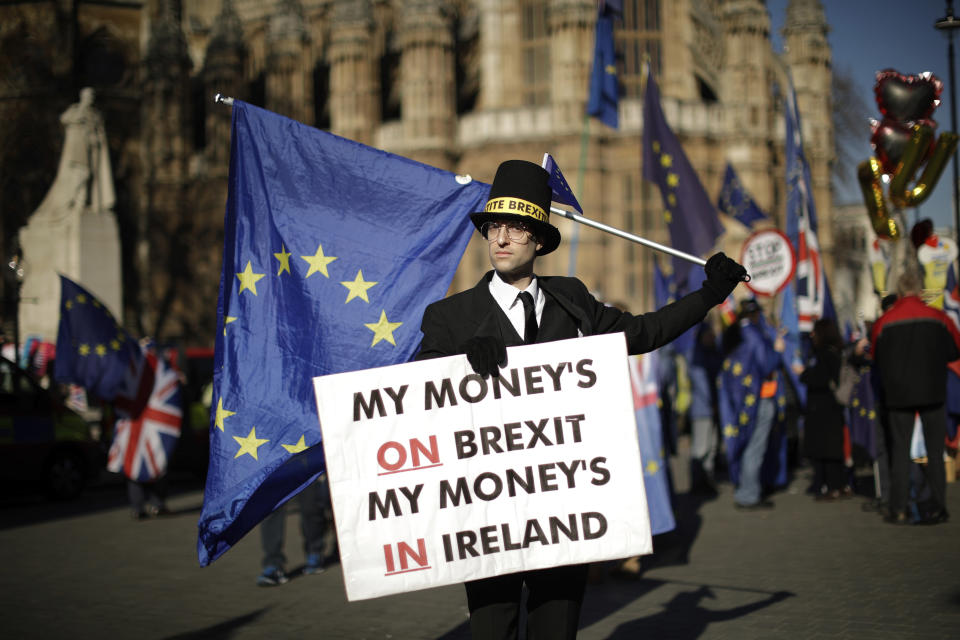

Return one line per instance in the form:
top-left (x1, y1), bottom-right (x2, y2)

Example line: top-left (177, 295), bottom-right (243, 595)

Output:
top-left (32, 87), bottom-right (116, 222)
top-left (19, 87), bottom-right (123, 342)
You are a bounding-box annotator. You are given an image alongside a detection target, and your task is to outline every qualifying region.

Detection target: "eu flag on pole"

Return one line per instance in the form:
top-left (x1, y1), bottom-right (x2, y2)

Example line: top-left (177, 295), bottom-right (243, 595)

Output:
top-left (785, 85), bottom-right (833, 331)
top-left (586, 1), bottom-right (621, 129)
top-left (718, 163), bottom-right (768, 227)
top-left (542, 153), bottom-right (583, 213)
top-left (643, 66), bottom-right (723, 296)
top-left (54, 275), bottom-right (142, 401)
top-left (197, 101), bottom-right (490, 566)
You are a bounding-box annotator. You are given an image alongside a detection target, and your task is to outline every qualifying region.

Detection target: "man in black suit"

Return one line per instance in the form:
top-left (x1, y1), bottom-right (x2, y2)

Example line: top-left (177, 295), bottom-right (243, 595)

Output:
top-left (415, 159), bottom-right (745, 639)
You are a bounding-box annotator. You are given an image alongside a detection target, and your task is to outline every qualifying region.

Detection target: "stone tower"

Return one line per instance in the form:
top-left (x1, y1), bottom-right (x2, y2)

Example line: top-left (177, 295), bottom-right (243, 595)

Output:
top-left (203, 0), bottom-right (245, 173)
top-left (266, 0), bottom-right (313, 124)
top-left (397, 0), bottom-right (456, 169)
top-left (782, 0), bottom-right (834, 272)
top-left (140, 0), bottom-right (193, 338)
top-left (720, 0), bottom-right (776, 215)
top-left (328, 0), bottom-right (379, 146)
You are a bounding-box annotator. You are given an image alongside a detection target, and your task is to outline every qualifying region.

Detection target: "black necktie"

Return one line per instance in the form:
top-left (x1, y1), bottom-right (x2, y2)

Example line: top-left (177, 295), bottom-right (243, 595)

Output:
top-left (519, 291), bottom-right (538, 344)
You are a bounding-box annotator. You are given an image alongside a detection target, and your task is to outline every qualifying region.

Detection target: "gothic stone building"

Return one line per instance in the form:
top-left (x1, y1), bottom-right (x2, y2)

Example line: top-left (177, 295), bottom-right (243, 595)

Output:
top-left (0, 0), bottom-right (834, 347)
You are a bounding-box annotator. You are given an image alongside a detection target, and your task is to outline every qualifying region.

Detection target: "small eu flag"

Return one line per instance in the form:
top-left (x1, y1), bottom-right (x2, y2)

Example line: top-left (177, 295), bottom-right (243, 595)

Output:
top-left (542, 153), bottom-right (583, 213)
top-left (197, 101), bottom-right (491, 566)
top-left (718, 163), bottom-right (768, 227)
top-left (54, 275), bottom-right (142, 401)
top-left (586, 1), bottom-right (621, 129)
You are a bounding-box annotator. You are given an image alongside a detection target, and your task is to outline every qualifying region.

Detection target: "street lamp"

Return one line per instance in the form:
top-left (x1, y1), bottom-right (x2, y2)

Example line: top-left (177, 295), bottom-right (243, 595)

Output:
top-left (935, 0), bottom-right (960, 244)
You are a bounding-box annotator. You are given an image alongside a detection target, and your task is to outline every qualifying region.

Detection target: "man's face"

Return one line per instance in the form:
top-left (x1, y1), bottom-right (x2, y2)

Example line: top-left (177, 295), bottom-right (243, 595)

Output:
top-left (484, 219), bottom-right (542, 279)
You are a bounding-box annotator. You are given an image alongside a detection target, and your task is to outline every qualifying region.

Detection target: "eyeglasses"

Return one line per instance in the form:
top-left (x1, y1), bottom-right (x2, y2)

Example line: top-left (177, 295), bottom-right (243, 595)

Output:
top-left (481, 221), bottom-right (534, 244)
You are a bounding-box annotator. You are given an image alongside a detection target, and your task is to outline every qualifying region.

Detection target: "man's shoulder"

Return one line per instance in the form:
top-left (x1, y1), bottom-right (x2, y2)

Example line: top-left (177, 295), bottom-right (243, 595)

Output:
top-left (424, 274), bottom-right (490, 313)
top-left (538, 275), bottom-right (589, 296)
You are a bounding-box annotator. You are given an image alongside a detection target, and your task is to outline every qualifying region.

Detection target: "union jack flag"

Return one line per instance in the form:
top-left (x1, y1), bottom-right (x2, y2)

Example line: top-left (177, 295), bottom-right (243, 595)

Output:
top-left (627, 350), bottom-right (675, 535)
top-left (785, 85), bottom-right (832, 331)
top-left (107, 347), bottom-right (182, 482)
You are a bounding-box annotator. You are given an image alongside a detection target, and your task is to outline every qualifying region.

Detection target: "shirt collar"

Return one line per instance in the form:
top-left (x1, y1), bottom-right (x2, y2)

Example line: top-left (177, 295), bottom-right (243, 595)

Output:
top-left (490, 270), bottom-right (539, 309)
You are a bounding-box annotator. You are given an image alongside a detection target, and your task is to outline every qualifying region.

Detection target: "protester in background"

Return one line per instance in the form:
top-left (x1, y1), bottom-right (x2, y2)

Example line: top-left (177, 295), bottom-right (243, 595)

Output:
top-left (871, 269), bottom-right (960, 525)
top-left (257, 477), bottom-right (330, 586)
top-left (688, 321), bottom-right (722, 495)
top-left (414, 160), bottom-right (746, 639)
top-left (720, 299), bottom-right (786, 510)
top-left (796, 318), bottom-right (846, 500)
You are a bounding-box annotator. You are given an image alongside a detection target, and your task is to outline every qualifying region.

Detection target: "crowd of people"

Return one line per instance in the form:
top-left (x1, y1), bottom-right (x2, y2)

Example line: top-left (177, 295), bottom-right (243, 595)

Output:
top-left (678, 267), bottom-right (958, 527)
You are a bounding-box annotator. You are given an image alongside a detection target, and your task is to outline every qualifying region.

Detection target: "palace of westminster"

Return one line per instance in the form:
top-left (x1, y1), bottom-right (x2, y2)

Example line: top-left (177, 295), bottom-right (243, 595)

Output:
top-left (0, 0), bottom-right (876, 348)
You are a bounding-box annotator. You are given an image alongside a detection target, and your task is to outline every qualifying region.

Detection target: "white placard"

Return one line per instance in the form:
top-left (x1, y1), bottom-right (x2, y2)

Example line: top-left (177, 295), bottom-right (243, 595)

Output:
top-left (313, 333), bottom-right (652, 601)
top-left (740, 229), bottom-right (796, 297)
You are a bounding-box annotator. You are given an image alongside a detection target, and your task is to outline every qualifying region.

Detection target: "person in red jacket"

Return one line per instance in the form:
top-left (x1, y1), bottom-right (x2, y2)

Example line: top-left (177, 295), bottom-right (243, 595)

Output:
top-left (871, 268), bottom-right (960, 525)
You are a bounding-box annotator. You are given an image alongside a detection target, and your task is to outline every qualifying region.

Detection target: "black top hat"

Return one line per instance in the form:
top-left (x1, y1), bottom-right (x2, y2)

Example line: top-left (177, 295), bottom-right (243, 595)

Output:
top-left (739, 298), bottom-right (761, 316)
top-left (470, 160), bottom-right (562, 255)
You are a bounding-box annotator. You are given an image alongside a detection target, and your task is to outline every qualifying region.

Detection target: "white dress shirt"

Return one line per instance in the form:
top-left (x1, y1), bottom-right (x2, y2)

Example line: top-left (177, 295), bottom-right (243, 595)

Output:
top-left (488, 271), bottom-right (544, 340)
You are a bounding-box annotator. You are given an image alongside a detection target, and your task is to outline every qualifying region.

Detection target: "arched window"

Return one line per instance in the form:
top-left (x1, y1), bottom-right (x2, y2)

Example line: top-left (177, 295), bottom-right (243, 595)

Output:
top-left (617, 0), bottom-right (661, 98)
top-left (520, 0), bottom-right (550, 106)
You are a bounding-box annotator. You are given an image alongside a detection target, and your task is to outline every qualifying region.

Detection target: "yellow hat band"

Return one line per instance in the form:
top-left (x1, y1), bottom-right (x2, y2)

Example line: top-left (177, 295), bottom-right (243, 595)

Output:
top-left (483, 197), bottom-right (547, 223)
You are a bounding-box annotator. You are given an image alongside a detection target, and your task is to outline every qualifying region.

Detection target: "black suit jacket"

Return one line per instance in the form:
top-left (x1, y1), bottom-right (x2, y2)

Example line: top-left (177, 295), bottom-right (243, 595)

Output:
top-left (415, 270), bottom-right (716, 361)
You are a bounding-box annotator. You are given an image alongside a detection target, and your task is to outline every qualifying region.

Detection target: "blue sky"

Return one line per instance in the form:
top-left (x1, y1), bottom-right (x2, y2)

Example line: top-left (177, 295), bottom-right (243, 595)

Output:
top-left (768, 0), bottom-right (957, 232)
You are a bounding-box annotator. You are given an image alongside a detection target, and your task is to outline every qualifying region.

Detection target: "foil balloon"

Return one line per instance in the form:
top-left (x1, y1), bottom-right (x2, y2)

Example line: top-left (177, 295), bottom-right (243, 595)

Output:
top-left (874, 69), bottom-right (942, 122)
top-left (870, 118), bottom-right (936, 175)
top-left (857, 157), bottom-right (899, 239)
top-left (888, 123), bottom-right (959, 207)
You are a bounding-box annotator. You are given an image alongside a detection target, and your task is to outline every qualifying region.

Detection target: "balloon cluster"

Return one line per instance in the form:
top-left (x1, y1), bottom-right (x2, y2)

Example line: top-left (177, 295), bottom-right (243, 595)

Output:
top-left (857, 69), bottom-right (959, 239)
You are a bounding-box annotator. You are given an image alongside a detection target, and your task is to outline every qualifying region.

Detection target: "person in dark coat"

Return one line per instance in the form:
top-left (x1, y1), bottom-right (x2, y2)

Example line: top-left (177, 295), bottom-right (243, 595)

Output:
top-left (414, 159), bottom-right (746, 640)
top-left (798, 318), bottom-right (846, 500)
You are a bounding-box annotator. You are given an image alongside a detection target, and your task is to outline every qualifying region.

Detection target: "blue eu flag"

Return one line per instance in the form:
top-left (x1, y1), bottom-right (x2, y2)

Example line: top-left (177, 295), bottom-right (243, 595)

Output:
top-left (542, 153), bottom-right (583, 214)
top-left (643, 66), bottom-right (723, 297)
top-left (718, 163), bottom-right (768, 227)
top-left (586, 1), bottom-right (621, 129)
top-left (197, 101), bottom-right (490, 566)
top-left (54, 275), bottom-right (142, 401)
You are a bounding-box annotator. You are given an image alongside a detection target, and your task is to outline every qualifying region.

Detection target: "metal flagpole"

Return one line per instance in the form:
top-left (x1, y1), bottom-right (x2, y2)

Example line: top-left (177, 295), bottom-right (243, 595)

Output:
top-left (550, 205), bottom-right (710, 268)
top-left (212, 93), bottom-right (736, 277)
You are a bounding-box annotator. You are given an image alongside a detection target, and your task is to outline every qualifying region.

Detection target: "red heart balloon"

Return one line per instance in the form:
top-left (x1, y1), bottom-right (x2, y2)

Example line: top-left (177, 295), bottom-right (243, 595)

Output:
top-left (874, 69), bottom-right (942, 122)
top-left (870, 118), bottom-right (937, 174)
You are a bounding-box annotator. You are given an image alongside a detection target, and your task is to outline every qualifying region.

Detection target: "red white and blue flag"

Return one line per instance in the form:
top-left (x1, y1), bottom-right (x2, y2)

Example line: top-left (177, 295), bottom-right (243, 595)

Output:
top-left (785, 86), bottom-right (833, 331)
top-left (107, 347), bottom-right (182, 482)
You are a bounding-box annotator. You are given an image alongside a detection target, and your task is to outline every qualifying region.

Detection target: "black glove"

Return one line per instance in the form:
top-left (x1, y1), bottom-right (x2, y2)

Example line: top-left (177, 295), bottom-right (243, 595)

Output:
top-left (459, 335), bottom-right (506, 378)
top-left (702, 252), bottom-right (747, 305)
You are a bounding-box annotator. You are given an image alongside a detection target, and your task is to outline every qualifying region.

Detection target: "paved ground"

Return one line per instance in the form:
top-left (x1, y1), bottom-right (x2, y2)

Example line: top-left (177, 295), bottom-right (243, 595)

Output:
top-left (2, 458), bottom-right (959, 639)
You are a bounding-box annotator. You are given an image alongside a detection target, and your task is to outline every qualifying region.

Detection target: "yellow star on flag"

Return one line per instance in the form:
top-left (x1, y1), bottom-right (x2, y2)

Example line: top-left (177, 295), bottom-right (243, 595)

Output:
top-left (742, 374), bottom-right (753, 387)
top-left (274, 244), bottom-right (292, 276)
top-left (76, 294), bottom-right (87, 304)
top-left (341, 270), bottom-right (377, 303)
top-left (645, 459), bottom-right (659, 475)
top-left (95, 344), bottom-right (107, 356)
top-left (667, 193), bottom-right (677, 206)
top-left (604, 64), bottom-right (616, 75)
top-left (214, 398), bottom-right (236, 432)
top-left (78, 344), bottom-right (90, 356)
top-left (724, 425), bottom-right (739, 438)
top-left (302, 244), bottom-right (338, 278)
top-left (110, 339), bottom-right (120, 351)
top-left (666, 173), bottom-right (679, 187)
top-left (237, 261), bottom-right (266, 295)
top-left (365, 310), bottom-right (403, 347)
top-left (739, 411), bottom-right (749, 425)
top-left (652, 141), bottom-right (661, 153)
top-left (65, 300), bottom-right (73, 310)
top-left (732, 362), bottom-right (743, 376)
top-left (233, 427), bottom-right (268, 460)
top-left (660, 154), bottom-right (673, 168)
top-left (223, 316), bottom-right (237, 336)
top-left (282, 435), bottom-right (309, 454)
top-left (664, 210), bottom-right (672, 223)
top-left (744, 393), bottom-right (756, 407)
top-left (92, 299), bottom-right (101, 308)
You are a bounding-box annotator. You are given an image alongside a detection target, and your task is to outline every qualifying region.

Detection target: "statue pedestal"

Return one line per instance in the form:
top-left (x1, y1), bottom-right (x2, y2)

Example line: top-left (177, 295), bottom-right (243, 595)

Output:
top-left (19, 207), bottom-right (123, 342)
